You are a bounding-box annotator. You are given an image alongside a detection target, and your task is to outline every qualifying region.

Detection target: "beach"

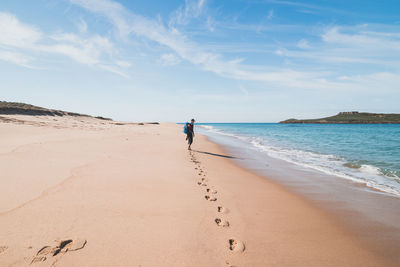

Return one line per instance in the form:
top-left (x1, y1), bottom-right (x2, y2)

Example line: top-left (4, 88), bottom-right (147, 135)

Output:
top-left (0, 115), bottom-right (396, 266)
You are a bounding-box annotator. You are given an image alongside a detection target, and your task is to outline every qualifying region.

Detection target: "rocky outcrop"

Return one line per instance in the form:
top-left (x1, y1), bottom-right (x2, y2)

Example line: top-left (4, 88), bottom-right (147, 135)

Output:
top-left (280, 112), bottom-right (400, 124)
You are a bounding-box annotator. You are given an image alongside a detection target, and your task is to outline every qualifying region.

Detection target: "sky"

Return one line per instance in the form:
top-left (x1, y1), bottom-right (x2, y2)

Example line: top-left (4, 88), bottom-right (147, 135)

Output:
top-left (1, 0), bottom-right (400, 122)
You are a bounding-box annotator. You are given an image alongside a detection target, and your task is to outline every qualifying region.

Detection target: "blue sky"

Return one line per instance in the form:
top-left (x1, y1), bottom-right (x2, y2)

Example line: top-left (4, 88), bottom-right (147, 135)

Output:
top-left (1, 0), bottom-right (399, 122)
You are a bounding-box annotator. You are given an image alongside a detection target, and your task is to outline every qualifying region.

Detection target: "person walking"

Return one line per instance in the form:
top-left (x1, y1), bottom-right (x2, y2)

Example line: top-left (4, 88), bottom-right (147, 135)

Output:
top-left (186, 119), bottom-right (195, 150)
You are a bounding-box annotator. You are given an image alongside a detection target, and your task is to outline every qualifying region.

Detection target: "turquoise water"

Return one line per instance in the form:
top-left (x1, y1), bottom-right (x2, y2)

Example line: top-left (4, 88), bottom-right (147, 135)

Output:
top-left (197, 123), bottom-right (400, 196)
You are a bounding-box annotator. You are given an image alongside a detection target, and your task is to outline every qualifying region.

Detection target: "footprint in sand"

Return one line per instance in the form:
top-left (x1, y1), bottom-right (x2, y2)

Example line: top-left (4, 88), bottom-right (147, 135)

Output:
top-left (215, 218), bottom-right (230, 227)
top-left (198, 181), bottom-right (207, 186)
top-left (229, 239), bottom-right (245, 253)
top-left (0, 246), bottom-right (8, 254)
top-left (218, 206), bottom-right (229, 214)
top-left (205, 195), bottom-right (217, 201)
top-left (225, 261), bottom-right (238, 267)
top-left (206, 188), bottom-right (217, 194)
top-left (31, 239), bottom-right (87, 264)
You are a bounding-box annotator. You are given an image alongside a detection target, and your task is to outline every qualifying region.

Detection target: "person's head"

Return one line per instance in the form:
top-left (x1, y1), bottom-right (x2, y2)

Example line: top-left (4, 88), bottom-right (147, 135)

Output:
top-left (191, 118), bottom-right (195, 124)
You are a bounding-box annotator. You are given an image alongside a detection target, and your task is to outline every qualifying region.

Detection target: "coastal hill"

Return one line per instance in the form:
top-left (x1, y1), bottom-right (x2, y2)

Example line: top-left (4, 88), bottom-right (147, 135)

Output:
top-left (0, 101), bottom-right (112, 120)
top-left (280, 111), bottom-right (400, 124)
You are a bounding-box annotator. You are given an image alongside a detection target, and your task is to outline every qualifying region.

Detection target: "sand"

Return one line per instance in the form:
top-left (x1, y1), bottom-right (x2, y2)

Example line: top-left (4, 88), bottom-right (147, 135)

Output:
top-left (0, 115), bottom-right (393, 266)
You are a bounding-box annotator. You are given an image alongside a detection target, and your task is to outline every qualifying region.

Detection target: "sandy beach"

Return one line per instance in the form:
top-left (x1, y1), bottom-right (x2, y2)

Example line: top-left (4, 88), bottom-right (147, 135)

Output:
top-left (0, 115), bottom-right (394, 266)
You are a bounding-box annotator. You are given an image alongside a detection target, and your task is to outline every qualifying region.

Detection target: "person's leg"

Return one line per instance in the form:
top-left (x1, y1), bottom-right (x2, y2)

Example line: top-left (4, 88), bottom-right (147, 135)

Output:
top-left (187, 134), bottom-right (193, 150)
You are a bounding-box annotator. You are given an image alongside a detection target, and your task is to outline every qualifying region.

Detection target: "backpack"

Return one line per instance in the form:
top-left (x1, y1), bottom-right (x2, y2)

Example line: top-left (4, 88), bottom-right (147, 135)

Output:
top-left (183, 122), bottom-right (189, 134)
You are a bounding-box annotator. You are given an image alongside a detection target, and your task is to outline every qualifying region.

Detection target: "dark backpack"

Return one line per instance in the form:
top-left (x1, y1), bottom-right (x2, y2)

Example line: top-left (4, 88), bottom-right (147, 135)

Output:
top-left (183, 122), bottom-right (189, 134)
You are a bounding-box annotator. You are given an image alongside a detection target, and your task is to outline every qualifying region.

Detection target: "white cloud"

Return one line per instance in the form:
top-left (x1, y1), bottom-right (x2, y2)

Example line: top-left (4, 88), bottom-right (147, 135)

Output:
top-left (169, 0), bottom-right (207, 26)
top-left (76, 18), bottom-right (88, 33)
top-left (206, 16), bottom-right (215, 32)
top-left (69, 0), bottom-right (337, 89)
top-left (262, 0), bottom-right (355, 17)
top-left (0, 50), bottom-right (34, 68)
top-left (0, 12), bottom-right (42, 48)
top-left (277, 26), bottom-right (400, 68)
top-left (99, 64), bottom-right (129, 78)
top-left (336, 72), bottom-right (400, 93)
top-left (48, 33), bottom-right (115, 65)
top-left (322, 27), bottom-right (400, 50)
top-left (0, 11), bottom-right (128, 76)
top-left (297, 39), bottom-right (310, 49)
top-left (69, 0), bottom-right (400, 93)
top-left (360, 31), bottom-right (400, 38)
top-left (275, 48), bottom-right (285, 55)
top-left (115, 60), bottom-right (131, 68)
top-left (159, 53), bottom-right (181, 66)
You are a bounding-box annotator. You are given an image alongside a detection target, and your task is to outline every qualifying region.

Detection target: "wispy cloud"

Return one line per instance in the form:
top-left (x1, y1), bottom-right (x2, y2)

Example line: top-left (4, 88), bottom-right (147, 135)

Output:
top-left (0, 50), bottom-right (34, 68)
top-left (115, 60), bottom-right (131, 68)
top-left (68, 0), bottom-right (345, 89)
top-left (75, 18), bottom-right (88, 33)
top-left (322, 27), bottom-right (400, 50)
top-left (261, 0), bottom-right (321, 10)
top-left (169, 0), bottom-right (207, 27)
top-left (48, 33), bottom-right (115, 65)
top-left (206, 16), bottom-right (215, 32)
top-left (0, 11), bottom-right (128, 76)
top-left (212, 21), bottom-right (307, 35)
top-left (2, 1), bottom-right (400, 93)
top-left (159, 53), bottom-right (181, 66)
top-left (297, 39), bottom-right (311, 49)
top-left (276, 26), bottom-right (400, 68)
top-left (258, 0), bottom-right (398, 20)
top-left (259, 0), bottom-right (355, 16)
top-left (0, 12), bottom-right (42, 48)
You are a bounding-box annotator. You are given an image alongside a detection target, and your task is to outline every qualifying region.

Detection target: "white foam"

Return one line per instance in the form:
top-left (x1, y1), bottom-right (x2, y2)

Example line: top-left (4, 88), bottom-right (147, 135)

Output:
top-left (199, 125), bottom-right (400, 197)
top-left (198, 125), bottom-right (214, 130)
top-left (360, 164), bottom-right (382, 176)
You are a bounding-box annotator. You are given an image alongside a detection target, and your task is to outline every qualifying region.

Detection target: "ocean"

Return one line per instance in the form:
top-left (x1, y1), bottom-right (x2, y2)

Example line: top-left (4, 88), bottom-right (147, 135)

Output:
top-left (196, 123), bottom-right (400, 197)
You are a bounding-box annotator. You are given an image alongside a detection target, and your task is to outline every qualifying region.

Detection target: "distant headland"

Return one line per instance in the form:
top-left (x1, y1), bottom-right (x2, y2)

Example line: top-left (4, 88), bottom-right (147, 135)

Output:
top-left (0, 101), bottom-right (112, 120)
top-left (0, 101), bottom-right (160, 126)
top-left (280, 111), bottom-right (400, 124)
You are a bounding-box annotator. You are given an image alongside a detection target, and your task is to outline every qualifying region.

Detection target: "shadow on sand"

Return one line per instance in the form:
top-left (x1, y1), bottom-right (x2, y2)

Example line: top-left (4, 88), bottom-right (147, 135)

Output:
top-left (191, 150), bottom-right (237, 159)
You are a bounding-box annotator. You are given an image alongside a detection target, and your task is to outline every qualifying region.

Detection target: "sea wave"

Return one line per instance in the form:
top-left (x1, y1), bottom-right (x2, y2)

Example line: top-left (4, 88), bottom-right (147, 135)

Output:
top-left (199, 125), bottom-right (400, 196)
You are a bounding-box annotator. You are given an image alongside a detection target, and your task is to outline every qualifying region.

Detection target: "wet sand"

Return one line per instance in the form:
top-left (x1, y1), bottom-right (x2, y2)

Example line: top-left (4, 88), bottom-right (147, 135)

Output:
top-left (200, 129), bottom-right (400, 265)
top-left (0, 115), bottom-right (393, 266)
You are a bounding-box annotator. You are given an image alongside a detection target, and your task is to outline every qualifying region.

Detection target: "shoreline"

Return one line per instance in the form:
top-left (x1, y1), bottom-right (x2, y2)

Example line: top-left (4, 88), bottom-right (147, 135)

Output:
top-left (196, 123), bottom-right (400, 197)
top-left (192, 133), bottom-right (395, 266)
top-left (198, 127), bottom-right (400, 265)
top-left (0, 115), bottom-right (396, 266)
